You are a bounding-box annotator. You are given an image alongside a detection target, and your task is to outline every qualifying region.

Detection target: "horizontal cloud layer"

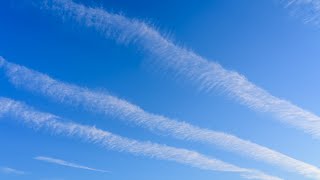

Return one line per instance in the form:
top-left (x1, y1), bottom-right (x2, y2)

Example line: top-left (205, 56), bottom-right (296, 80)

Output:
top-left (0, 97), bottom-right (280, 180)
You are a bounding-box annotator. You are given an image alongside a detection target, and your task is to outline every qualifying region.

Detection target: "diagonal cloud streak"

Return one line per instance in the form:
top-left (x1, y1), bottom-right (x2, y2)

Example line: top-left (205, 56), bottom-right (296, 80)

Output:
top-left (284, 0), bottom-right (320, 25)
top-left (1, 58), bottom-right (320, 179)
top-left (0, 97), bottom-right (281, 180)
top-left (34, 156), bottom-right (109, 173)
top-left (39, 0), bottom-right (320, 138)
top-left (0, 167), bottom-right (26, 175)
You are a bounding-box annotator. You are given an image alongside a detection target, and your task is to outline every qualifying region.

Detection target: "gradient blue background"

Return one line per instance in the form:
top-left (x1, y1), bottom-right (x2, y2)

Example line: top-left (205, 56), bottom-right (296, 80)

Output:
top-left (1, 0), bottom-right (320, 179)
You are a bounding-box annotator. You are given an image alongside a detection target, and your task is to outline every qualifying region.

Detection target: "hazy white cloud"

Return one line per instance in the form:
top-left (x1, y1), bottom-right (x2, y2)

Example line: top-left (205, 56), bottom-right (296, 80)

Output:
top-left (0, 167), bottom-right (26, 175)
top-left (0, 97), bottom-right (281, 180)
top-left (285, 0), bottom-right (320, 25)
top-left (35, 156), bottom-right (109, 173)
top-left (38, 0), bottom-right (320, 138)
top-left (0, 0), bottom-right (319, 179)
top-left (1, 58), bottom-right (320, 179)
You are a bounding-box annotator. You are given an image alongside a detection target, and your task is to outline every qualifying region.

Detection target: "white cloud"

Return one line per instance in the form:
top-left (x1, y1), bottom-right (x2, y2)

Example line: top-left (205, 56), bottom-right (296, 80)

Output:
top-left (34, 156), bottom-right (109, 173)
top-left (1, 56), bottom-right (320, 179)
top-left (285, 0), bottom-right (320, 25)
top-left (38, 0), bottom-right (320, 139)
top-left (0, 167), bottom-right (26, 175)
top-left (0, 97), bottom-right (281, 180)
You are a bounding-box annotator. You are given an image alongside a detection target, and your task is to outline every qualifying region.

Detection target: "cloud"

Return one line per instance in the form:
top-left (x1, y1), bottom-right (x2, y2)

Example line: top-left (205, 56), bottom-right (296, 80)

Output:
top-left (284, 0), bottom-right (320, 25)
top-left (34, 156), bottom-right (109, 173)
top-left (0, 97), bottom-right (281, 180)
top-left (0, 167), bottom-right (26, 175)
top-left (1, 57), bottom-right (320, 179)
top-left (0, 56), bottom-right (5, 67)
top-left (38, 0), bottom-right (320, 139)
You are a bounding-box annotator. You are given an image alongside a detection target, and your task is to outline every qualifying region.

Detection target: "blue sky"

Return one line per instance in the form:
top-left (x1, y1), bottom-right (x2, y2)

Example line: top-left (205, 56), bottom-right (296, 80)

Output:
top-left (1, 0), bottom-right (320, 180)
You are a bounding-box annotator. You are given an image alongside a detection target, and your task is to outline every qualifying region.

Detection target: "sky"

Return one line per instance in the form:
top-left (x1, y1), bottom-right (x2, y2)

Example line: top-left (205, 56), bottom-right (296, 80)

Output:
top-left (0, 0), bottom-right (320, 180)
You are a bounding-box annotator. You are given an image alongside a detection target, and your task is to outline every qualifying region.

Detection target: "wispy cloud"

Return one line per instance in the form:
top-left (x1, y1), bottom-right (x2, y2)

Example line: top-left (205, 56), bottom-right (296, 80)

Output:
top-left (38, 0), bottom-right (320, 139)
top-left (0, 167), bottom-right (26, 175)
top-left (284, 0), bottom-right (320, 25)
top-left (0, 97), bottom-right (281, 180)
top-left (1, 59), bottom-right (320, 179)
top-left (34, 156), bottom-right (109, 173)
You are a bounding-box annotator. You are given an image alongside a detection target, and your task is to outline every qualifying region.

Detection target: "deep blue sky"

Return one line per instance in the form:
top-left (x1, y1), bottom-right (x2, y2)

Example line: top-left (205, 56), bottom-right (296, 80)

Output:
top-left (1, 0), bottom-right (320, 179)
